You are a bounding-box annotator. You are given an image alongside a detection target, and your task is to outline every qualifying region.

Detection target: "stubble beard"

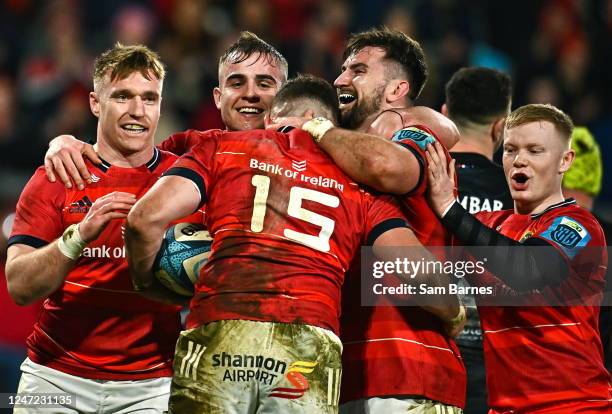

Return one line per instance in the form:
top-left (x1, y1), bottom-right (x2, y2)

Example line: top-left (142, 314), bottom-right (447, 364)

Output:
top-left (339, 85), bottom-right (385, 130)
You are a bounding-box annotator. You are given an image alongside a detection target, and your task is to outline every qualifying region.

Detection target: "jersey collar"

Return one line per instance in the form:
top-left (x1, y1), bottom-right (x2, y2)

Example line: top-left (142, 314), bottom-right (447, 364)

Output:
top-left (530, 198), bottom-right (576, 219)
top-left (95, 147), bottom-right (161, 173)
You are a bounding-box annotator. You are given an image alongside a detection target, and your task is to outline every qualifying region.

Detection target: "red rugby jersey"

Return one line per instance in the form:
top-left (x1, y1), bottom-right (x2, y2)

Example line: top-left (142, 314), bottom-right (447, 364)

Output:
top-left (8, 149), bottom-right (185, 380)
top-left (474, 199), bottom-right (610, 412)
top-left (340, 125), bottom-right (466, 408)
top-left (158, 129), bottom-right (223, 156)
top-left (165, 128), bottom-right (406, 334)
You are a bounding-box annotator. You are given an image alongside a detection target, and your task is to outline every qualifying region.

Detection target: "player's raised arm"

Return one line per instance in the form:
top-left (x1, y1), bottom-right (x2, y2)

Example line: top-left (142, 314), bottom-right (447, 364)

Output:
top-left (367, 106), bottom-right (460, 150)
top-left (426, 141), bottom-right (571, 292)
top-left (125, 174), bottom-right (202, 300)
top-left (44, 129), bottom-right (219, 191)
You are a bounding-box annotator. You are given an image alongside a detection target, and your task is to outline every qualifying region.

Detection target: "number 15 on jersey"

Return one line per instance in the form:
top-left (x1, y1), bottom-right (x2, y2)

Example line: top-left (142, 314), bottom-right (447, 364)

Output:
top-left (250, 174), bottom-right (340, 252)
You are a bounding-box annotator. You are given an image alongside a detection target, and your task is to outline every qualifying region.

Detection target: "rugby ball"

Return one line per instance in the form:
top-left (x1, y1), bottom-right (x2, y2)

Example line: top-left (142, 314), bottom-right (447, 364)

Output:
top-left (154, 223), bottom-right (212, 296)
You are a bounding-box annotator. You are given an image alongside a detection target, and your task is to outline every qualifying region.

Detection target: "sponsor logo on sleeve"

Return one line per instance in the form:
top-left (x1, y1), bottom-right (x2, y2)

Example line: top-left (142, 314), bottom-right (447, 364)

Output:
top-left (539, 216), bottom-right (591, 258)
top-left (391, 126), bottom-right (436, 150)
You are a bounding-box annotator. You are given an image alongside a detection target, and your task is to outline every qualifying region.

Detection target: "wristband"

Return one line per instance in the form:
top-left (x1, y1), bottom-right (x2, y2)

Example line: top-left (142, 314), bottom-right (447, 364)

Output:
top-left (449, 305), bottom-right (466, 328)
top-left (440, 199), bottom-right (458, 218)
top-left (302, 117), bottom-right (335, 143)
top-left (57, 224), bottom-right (87, 260)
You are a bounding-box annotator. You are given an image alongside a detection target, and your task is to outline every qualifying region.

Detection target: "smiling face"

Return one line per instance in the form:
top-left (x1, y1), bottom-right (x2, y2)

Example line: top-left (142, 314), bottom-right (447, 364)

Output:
top-left (90, 70), bottom-right (162, 158)
top-left (503, 121), bottom-right (574, 214)
top-left (334, 46), bottom-right (390, 131)
top-left (214, 53), bottom-right (285, 131)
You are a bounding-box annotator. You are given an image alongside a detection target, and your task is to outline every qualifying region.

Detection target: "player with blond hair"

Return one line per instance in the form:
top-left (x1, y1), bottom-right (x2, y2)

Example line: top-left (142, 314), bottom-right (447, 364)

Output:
top-left (6, 43), bottom-right (191, 413)
top-left (427, 104), bottom-right (610, 413)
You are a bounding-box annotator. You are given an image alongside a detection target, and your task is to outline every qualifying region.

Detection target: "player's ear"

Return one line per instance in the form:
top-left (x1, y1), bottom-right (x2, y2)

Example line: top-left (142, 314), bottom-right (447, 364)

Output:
top-left (213, 87), bottom-right (222, 109)
top-left (559, 148), bottom-right (575, 174)
top-left (89, 92), bottom-right (100, 118)
top-left (491, 118), bottom-right (505, 150)
top-left (302, 109), bottom-right (315, 119)
top-left (386, 79), bottom-right (410, 104)
top-left (441, 103), bottom-right (449, 117)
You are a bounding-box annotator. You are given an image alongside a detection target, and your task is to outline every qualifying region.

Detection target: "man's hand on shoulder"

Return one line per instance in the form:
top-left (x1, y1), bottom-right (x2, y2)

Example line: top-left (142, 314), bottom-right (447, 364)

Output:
top-left (45, 135), bottom-right (101, 189)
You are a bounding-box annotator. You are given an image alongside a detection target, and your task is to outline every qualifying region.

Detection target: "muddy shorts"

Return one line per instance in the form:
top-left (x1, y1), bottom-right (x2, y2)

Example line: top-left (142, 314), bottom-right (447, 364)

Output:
top-left (169, 319), bottom-right (343, 414)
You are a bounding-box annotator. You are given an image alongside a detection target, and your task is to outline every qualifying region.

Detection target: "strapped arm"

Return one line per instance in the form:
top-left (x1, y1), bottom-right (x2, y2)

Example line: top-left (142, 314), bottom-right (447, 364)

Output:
top-left (442, 201), bottom-right (569, 292)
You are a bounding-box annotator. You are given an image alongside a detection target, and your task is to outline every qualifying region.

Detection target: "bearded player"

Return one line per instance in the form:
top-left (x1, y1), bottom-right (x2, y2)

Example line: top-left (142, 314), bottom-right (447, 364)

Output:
top-left (427, 104), bottom-right (610, 413)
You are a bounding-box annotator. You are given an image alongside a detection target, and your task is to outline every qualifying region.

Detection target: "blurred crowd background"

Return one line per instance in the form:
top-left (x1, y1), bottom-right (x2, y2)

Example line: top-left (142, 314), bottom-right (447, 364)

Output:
top-left (0, 0), bottom-right (611, 392)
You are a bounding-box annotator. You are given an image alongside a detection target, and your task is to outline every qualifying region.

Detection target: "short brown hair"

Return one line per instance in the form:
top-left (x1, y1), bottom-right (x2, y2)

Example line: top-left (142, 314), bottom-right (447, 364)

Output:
top-left (272, 74), bottom-right (340, 123)
top-left (218, 31), bottom-right (288, 82)
top-left (93, 43), bottom-right (165, 91)
top-left (343, 27), bottom-right (428, 101)
top-left (505, 104), bottom-right (574, 141)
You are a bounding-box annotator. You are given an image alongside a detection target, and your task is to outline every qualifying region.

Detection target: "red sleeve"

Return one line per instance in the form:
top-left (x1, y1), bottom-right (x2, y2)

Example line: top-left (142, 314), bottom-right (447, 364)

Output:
top-left (163, 131), bottom-right (222, 208)
top-left (534, 209), bottom-right (607, 305)
top-left (8, 167), bottom-right (66, 247)
top-left (157, 129), bottom-right (223, 156)
top-left (363, 193), bottom-right (408, 245)
top-left (534, 210), bottom-right (605, 261)
top-left (391, 125), bottom-right (451, 196)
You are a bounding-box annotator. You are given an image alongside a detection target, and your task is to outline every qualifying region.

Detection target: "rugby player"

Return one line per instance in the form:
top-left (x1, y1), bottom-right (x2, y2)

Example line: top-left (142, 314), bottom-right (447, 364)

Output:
top-left (426, 104), bottom-right (610, 413)
top-left (5, 44), bottom-right (189, 413)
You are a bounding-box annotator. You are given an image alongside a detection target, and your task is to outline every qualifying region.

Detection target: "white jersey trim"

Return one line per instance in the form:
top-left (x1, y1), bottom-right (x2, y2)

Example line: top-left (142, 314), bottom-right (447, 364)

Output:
top-left (64, 281), bottom-right (141, 294)
top-left (484, 322), bottom-right (581, 334)
top-left (38, 327), bottom-right (171, 373)
top-left (343, 337), bottom-right (456, 354)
